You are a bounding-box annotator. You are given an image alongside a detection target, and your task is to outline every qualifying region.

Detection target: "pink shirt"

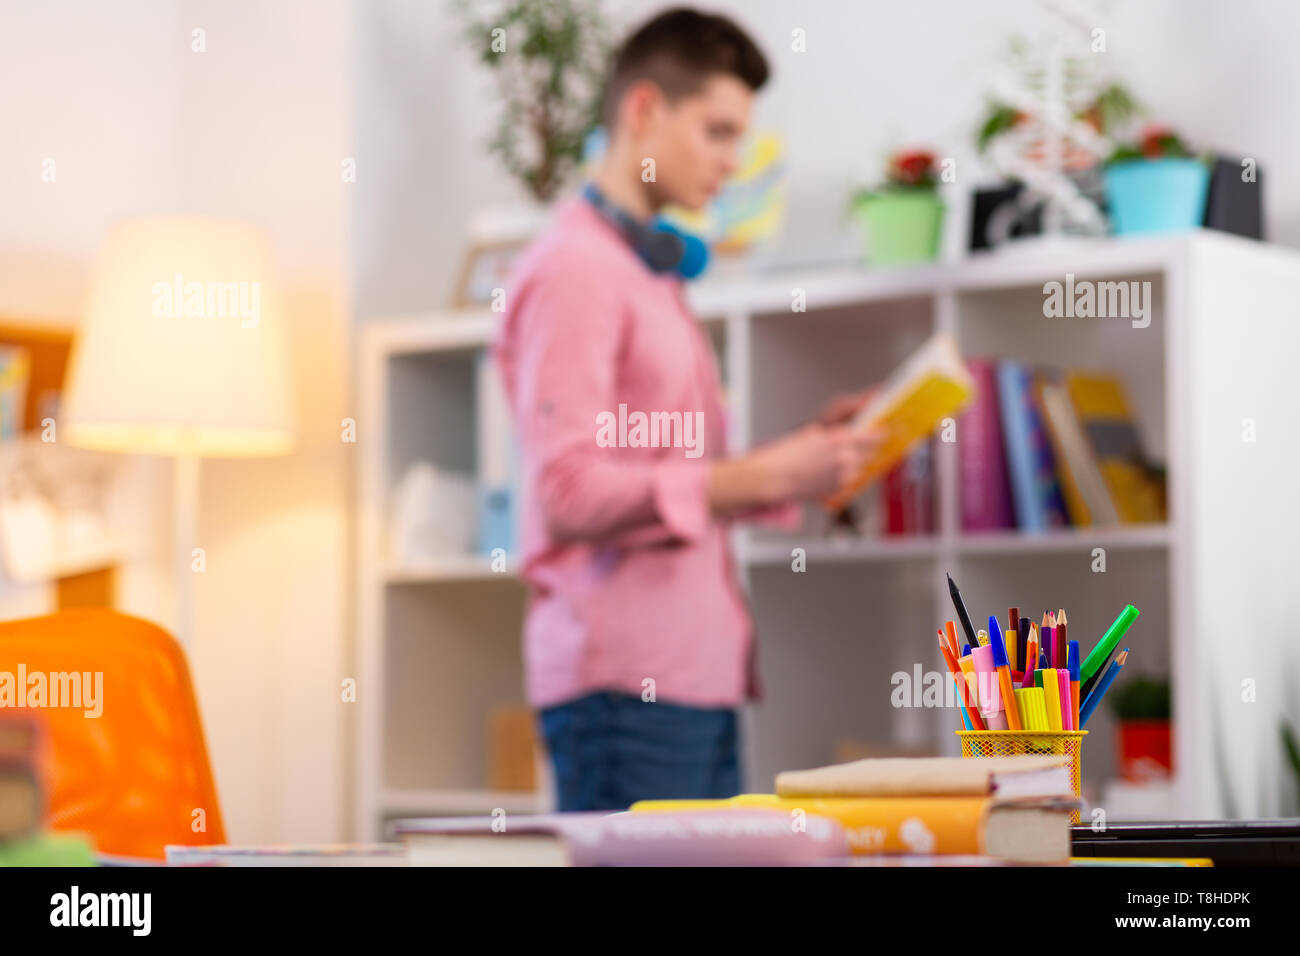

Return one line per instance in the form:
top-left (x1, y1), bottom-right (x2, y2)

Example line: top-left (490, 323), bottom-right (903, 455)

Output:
top-left (494, 198), bottom-right (761, 710)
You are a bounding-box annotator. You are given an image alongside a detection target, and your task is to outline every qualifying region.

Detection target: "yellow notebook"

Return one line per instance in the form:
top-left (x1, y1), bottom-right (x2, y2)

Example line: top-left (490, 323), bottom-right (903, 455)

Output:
top-left (630, 793), bottom-right (1075, 861)
top-left (826, 331), bottom-right (974, 510)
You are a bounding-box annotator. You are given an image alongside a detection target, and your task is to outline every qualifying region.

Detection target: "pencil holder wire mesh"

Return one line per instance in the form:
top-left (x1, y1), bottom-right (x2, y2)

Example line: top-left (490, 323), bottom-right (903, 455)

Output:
top-left (957, 730), bottom-right (1087, 824)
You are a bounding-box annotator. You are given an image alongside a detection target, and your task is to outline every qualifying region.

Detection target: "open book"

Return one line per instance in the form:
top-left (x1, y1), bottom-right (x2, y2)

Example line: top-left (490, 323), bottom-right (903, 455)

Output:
top-left (825, 331), bottom-right (975, 510)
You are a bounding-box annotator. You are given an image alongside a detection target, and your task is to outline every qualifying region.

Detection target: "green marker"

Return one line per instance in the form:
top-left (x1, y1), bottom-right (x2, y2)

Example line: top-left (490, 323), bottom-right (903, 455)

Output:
top-left (1081, 604), bottom-right (1139, 683)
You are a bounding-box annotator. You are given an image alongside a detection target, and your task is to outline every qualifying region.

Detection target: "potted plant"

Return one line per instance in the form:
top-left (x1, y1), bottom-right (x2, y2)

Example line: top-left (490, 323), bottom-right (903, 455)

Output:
top-left (1109, 674), bottom-right (1172, 781)
top-left (852, 149), bottom-right (945, 267)
top-left (1103, 126), bottom-right (1210, 235)
top-left (452, 0), bottom-right (610, 273)
top-left (455, 0), bottom-right (609, 203)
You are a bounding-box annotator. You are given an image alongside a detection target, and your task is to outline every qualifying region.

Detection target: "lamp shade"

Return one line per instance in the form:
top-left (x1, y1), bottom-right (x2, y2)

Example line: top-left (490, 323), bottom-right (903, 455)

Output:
top-left (62, 217), bottom-right (295, 457)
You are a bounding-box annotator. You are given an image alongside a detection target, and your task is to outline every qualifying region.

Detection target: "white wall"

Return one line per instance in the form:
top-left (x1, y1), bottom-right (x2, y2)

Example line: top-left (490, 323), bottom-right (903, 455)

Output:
top-left (353, 0), bottom-right (1300, 312)
top-left (0, 0), bottom-right (353, 844)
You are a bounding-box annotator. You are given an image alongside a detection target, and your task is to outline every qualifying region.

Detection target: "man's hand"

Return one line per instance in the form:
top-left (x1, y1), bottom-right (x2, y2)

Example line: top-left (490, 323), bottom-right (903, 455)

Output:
top-left (709, 421), bottom-right (886, 515)
top-left (814, 387), bottom-right (878, 427)
top-left (756, 422), bottom-right (884, 501)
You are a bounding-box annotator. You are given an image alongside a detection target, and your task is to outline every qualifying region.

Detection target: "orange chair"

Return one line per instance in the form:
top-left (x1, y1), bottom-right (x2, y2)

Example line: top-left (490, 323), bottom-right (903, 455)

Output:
top-left (0, 609), bottom-right (225, 859)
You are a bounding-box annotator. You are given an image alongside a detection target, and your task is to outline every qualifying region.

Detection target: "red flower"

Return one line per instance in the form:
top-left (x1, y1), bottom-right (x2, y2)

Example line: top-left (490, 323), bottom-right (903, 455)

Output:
top-left (889, 150), bottom-right (937, 187)
top-left (1140, 125), bottom-right (1173, 157)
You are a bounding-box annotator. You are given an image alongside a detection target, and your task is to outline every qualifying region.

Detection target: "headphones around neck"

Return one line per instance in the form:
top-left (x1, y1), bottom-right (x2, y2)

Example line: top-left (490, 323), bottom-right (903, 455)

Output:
top-left (581, 183), bottom-right (710, 280)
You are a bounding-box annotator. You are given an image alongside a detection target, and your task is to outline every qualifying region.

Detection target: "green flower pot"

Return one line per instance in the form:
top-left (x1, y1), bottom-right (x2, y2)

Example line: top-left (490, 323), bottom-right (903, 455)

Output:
top-left (855, 189), bottom-right (945, 267)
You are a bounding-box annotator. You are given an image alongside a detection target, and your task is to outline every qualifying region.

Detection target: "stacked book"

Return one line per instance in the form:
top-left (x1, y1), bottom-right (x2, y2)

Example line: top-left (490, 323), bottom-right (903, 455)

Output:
top-left (396, 755), bottom-right (1079, 865)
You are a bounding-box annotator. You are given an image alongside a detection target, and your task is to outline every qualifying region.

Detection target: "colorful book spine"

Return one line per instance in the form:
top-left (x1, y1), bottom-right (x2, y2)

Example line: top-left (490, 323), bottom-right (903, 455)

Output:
top-left (959, 359), bottom-right (1015, 531)
top-left (1065, 373), bottom-right (1165, 524)
top-left (884, 441), bottom-right (935, 535)
top-left (995, 361), bottom-right (1069, 532)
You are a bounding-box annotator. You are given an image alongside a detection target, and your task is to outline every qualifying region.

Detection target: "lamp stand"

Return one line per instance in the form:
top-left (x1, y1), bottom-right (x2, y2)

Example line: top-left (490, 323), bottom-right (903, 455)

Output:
top-left (173, 453), bottom-right (199, 650)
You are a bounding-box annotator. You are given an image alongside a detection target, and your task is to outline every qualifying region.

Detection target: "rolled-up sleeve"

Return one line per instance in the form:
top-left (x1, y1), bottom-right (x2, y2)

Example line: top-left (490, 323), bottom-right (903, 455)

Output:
top-left (508, 259), bottom-right (712, 546)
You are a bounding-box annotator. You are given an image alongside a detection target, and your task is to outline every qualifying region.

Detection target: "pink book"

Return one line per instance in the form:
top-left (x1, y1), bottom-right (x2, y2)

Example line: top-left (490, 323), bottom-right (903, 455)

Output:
top-left (395, 809), bottom-right (847, 866)
top-left (959, 359), bottom-right (1015, 531)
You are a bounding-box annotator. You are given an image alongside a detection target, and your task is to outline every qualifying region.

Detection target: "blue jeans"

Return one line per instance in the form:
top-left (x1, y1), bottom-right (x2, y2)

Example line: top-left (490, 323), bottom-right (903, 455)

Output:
top-left (538, 691), bottom-right (741, 812)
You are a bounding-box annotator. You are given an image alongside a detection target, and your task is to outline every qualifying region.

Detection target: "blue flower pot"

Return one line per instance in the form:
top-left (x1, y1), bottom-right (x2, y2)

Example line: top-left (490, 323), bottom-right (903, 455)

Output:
top-left (1103, 157), bottom-right (1210, 235)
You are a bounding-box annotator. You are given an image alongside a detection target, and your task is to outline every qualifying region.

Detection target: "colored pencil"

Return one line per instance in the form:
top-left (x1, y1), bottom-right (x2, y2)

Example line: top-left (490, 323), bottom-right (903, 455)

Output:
top-left (938, 626), bottom-right (957, 663)
top-left (1021, 638), bottom-right (1039, 688)
top-left (1008, 607), bottom-right (1020, 670)
top-left (946, 573), bottom-right (978, 649)
top-left (944, 620), bottom-right (960, 661)
top-left (1080, 649), bottom-right (1129, 728)
top-left (1055, 608), bottom-right (1069, 669)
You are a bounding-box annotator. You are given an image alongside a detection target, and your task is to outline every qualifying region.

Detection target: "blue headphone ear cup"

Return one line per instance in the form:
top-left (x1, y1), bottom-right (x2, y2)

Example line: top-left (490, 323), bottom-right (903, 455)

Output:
top-left (637, 228), bottom-right (687, 274)
top-left (651, 220), bottom-right (710, 279)
top-left (676, 230), bottom-right (710, 280)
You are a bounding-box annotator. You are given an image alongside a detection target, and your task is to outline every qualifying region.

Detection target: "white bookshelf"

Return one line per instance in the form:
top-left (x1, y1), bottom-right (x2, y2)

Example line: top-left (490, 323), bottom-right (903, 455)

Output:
top-left (354, 230), bottom-right (1300, 839)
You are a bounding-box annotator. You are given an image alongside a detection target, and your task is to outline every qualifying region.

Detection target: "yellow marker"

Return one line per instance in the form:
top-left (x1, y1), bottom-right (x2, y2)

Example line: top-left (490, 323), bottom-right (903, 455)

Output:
top-left (1018, 688), bottom-right (1033, 730)
top-left (1031, 689), bottom-right (1048, 731)
top-left (1020, 687), bottom-right (1045, 730)
top-left (1043, 671), bottom-right (1064, 731)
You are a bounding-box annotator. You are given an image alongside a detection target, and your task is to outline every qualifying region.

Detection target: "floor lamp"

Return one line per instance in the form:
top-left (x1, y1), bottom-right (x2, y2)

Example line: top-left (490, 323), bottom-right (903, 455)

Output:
top-left (61, 217), bottom-right (295, 649)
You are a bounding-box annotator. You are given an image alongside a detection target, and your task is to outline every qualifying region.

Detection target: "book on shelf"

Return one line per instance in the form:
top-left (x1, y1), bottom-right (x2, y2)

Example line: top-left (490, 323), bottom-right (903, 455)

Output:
top-left (996, 360), bottom-right (1070, 532)
top-left (1065, 372), bottom-right (1166, 523)
top-left (959, 359), bottom-right (1016, 531)
top-left (979, 360), bottom-right (1162, 534)
top-left (1038, 373), bottom-right (1120, 526)
top-left (475, 348), bottom-right (519, 558)
top-left (882, 440), bottom-right (935, 536)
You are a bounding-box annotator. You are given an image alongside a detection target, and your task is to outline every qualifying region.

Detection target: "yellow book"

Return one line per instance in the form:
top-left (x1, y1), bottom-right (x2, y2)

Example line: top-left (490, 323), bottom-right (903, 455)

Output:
top-left (1064, 372), bottom-right (1165, 523)
top-left (826, 331), bottom-right (974, 510)
top-left (630, 794), bottom-right (1074, 861)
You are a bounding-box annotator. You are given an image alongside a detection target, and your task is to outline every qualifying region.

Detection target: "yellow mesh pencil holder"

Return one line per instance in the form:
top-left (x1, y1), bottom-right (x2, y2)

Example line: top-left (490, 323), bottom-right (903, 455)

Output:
top-left (957, 730), bottom-right (1087, 824)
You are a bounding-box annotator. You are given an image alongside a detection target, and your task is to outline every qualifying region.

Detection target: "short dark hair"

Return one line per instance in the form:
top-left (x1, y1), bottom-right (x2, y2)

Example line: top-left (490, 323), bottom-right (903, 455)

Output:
top-left (602, 8), bottom-right (769, 127)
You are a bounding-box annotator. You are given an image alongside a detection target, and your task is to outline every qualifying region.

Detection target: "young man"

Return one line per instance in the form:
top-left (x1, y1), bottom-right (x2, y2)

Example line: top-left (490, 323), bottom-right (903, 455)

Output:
top-left (495, 8), bottom-right (880, 812)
